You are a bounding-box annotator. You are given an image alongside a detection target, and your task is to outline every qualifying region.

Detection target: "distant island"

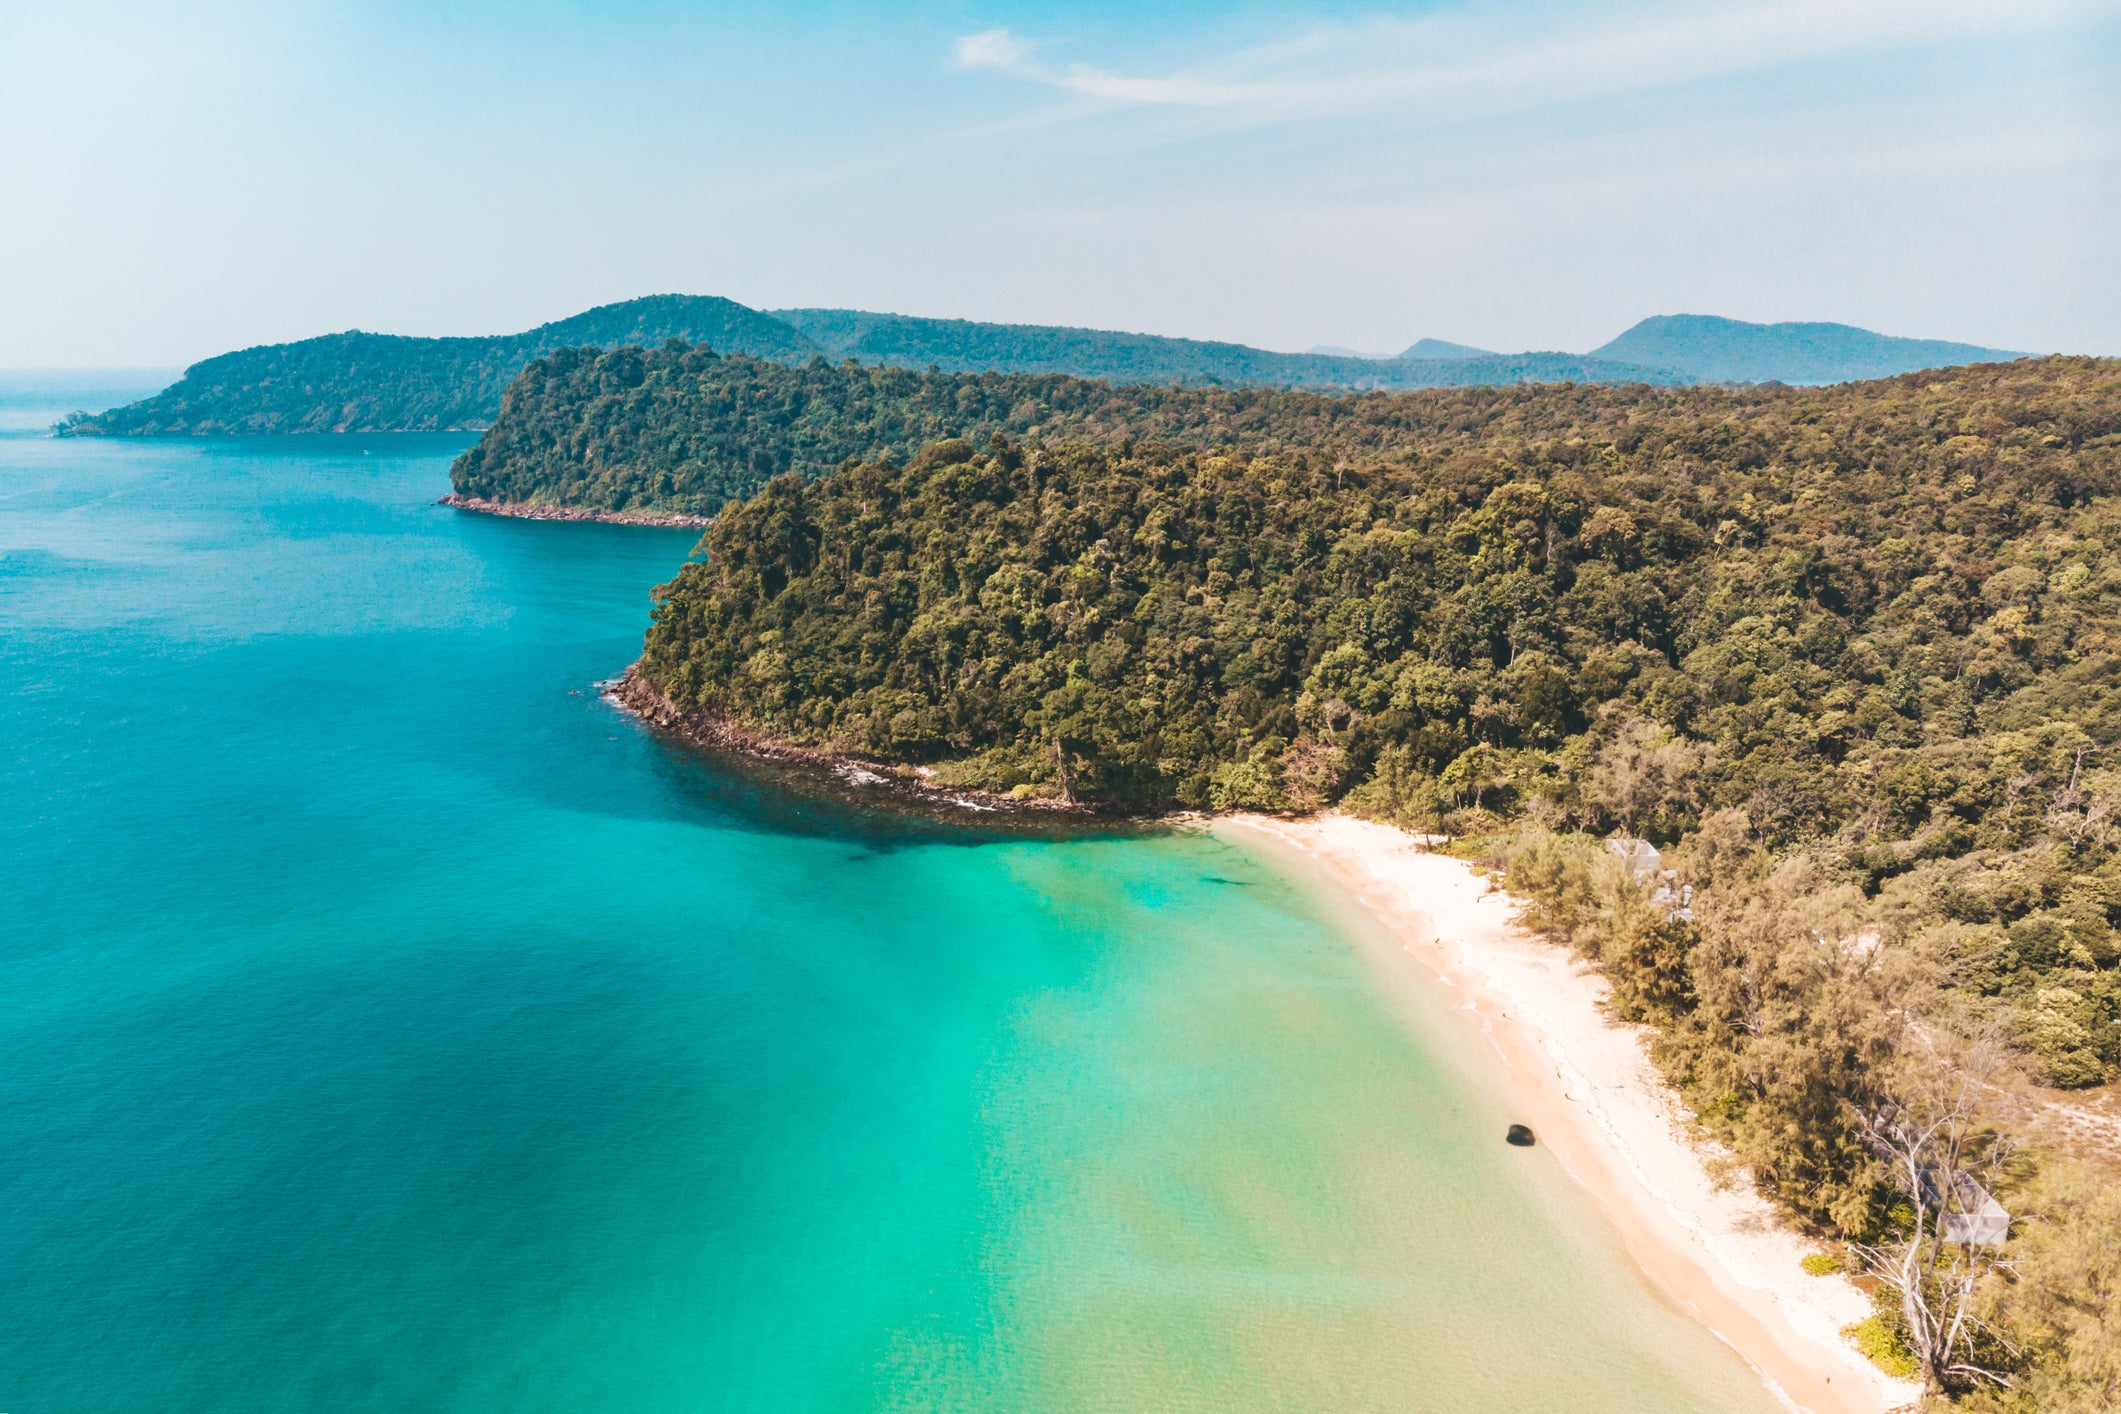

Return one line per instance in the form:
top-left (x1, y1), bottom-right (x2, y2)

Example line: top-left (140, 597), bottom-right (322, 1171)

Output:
top-left (59, 296), bottom-right (2023, 438)
top-left (55, 296), bottom-right (810, 437)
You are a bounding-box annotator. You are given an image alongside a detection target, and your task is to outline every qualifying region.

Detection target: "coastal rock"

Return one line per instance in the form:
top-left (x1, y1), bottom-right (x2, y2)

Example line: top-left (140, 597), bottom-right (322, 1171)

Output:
top-left (600, 665), bottom-right (1081, 817)
top-left (437, 494), bottom-right (713, 529)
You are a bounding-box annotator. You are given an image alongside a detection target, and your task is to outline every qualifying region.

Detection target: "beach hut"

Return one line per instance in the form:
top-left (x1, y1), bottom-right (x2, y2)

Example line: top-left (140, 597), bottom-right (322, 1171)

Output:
top-left (1607, 837), bottom-right (1695, 922)
top-left (1928, 1171), bottom-right (2011, 1246)
top-left (1604, 836), bottom-right (1662, 881)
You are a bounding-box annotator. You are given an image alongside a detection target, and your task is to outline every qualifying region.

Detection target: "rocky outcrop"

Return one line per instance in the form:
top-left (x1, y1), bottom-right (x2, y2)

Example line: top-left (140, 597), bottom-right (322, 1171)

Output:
top-left (438, 495), bottom-right (712, 528)
top-left (600, 665), bottom-right (1081, 816)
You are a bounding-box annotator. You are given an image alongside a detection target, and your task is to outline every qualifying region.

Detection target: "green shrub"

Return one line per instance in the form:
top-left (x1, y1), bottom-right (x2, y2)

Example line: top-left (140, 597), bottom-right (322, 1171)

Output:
top-left (1843, 1316), bottom-right (1920, 1380)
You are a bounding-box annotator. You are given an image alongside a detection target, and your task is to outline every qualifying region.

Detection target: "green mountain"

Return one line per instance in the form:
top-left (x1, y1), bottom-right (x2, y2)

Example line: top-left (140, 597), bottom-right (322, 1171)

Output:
top-left (1591, 313), bottom-right (2024, 385)
top-left (452, 343), bottom-right (1665, 517)
top-left (61, 296), bottom-right (817, 436)
top-left (769, 307), bottom-right (1662, 390)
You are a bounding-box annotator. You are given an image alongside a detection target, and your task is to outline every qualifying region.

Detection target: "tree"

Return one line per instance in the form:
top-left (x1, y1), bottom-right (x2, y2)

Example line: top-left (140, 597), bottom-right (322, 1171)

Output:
top-left (1856, 1035), bottom-right (2022, 1399)
top-left (1583, 718), bottom-right (1707, 839)
top-left (1973, 1168), bottom-right (2121, 1413)
top-left (1441, 742), bottom-right (1507, 814)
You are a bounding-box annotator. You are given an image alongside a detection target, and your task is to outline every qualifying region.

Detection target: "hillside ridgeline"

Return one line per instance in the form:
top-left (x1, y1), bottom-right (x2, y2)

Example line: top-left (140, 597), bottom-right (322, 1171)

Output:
top-left (447, 342), bottom-right (1718, 517)
top-left (766, 307), bottom-right (1668, 389)
top-left (62, 294), bottom-right (2027, 439)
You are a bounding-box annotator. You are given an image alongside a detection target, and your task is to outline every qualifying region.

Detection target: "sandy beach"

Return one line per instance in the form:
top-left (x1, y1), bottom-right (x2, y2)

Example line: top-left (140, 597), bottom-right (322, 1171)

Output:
top-left (1219, 812), bottom-right (1921, 1414)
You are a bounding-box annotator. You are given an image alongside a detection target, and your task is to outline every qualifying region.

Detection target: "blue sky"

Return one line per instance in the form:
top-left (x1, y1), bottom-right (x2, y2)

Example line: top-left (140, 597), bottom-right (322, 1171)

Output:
top-left (3, 0), bottom-right (2115, 365)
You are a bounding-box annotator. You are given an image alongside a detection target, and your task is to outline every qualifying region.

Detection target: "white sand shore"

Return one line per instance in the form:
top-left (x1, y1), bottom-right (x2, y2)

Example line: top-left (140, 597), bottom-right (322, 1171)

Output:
top-left (1218, 812), bottom-right (1921, 1414)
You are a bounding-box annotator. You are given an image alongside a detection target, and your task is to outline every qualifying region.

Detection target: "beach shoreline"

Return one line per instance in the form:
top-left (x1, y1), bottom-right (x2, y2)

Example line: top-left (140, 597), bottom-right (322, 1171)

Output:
top-left (1216, 812), bottom-right (1920, 1414)
top-left (437, 494), bottom-right (715, 528)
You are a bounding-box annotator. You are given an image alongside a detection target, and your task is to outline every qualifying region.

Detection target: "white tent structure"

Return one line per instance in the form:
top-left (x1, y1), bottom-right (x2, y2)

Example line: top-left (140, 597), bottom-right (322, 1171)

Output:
top-left (1941, 1174), bottom-right (2011, 1246)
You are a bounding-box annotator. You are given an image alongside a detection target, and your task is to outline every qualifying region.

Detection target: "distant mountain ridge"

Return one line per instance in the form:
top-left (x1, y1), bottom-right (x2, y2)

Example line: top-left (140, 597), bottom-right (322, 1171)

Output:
top-left (1591, 313), bottom-right (2023, 385)
top-left (1306, 344), bottom-right (1394, 359)
top-left (766, 308), bottom-right (1659, 391)
top-left (1397, 338), bottom-right (1494, 361)
top-left (62, 296), bottom-right (2023, 437)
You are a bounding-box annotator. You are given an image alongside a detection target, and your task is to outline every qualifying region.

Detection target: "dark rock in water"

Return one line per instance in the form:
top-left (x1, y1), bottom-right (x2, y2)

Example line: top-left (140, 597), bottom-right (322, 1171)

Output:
top-left (1505, 1124), bottom-right (1536, 1147)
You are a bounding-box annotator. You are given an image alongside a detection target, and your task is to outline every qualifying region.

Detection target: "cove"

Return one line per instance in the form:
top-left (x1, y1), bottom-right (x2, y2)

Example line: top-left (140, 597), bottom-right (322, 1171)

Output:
top-left (0, 396), bottom-right (1781, 1413)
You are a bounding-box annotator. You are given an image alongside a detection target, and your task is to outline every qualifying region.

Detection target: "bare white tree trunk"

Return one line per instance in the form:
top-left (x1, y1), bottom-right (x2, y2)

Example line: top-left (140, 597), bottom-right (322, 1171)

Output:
top-left (1857, 1034), bottom-right (2019, 1399)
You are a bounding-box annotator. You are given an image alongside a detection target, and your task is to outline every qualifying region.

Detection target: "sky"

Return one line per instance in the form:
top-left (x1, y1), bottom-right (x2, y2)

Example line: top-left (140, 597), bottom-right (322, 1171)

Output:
top-left (2, 0), bottom-right (2116, 367)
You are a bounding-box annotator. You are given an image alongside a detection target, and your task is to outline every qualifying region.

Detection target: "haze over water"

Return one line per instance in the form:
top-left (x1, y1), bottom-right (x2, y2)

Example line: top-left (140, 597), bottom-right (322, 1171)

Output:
top-left (0, 381), bottom-right (1780, 1412)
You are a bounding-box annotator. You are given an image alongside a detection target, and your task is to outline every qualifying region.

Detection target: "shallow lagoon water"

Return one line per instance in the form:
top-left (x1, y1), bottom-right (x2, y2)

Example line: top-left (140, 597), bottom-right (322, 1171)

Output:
top-left (0, 396), bottom-right (1781, 1412)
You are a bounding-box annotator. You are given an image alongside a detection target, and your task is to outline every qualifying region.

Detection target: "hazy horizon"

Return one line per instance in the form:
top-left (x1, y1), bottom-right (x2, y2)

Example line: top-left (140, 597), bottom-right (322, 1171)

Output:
top-left (4, 0), bottom-right (2115, 367)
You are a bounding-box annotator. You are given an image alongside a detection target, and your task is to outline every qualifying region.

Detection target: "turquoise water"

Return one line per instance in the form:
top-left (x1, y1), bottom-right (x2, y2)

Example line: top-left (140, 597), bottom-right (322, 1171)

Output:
top-left (0, 392), bottom-right (1781, 1412)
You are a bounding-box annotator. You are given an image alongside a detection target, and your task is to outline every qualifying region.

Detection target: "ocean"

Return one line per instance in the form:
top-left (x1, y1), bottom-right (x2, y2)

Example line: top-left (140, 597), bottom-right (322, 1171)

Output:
top-left (0, 378), bottom-right (1780, 1412)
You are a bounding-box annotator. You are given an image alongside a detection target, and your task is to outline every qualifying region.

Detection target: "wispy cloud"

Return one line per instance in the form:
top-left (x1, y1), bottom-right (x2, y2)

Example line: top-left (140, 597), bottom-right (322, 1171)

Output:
top-left (952, 25), bottom-right (1279, 106)
top-left (950, 0), bottom-right (2091, 120)
top-left (950, 28), bottom-right (1034, 72)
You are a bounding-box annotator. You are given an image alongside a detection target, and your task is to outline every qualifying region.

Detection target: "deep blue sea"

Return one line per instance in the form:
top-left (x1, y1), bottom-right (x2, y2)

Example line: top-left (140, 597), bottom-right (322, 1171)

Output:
top-left (0, 376), bottom-right (1780, 1412)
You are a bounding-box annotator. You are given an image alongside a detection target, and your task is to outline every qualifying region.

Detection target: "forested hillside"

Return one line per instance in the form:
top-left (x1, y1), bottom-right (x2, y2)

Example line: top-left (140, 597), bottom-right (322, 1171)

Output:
top-left (60, 296), bottom-right (816, 435)
top-left (643, 356), bottom-right (2120, 834)
top-left (448, 342), bottom-right (1700, 516)
top-left (637, 356), bottom-right (2121, 1403)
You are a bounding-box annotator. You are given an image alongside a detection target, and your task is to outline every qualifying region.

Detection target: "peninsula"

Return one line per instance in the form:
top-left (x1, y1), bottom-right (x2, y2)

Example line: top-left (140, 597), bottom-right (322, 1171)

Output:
top-left (620, 353), bottom-right (2121, 1408)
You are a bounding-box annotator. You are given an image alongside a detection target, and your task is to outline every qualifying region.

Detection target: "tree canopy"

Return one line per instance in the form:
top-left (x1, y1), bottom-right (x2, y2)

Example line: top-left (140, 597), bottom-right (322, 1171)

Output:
top-left (448, 342), bottom-right (1719, 517)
